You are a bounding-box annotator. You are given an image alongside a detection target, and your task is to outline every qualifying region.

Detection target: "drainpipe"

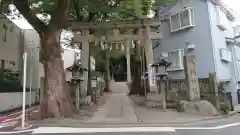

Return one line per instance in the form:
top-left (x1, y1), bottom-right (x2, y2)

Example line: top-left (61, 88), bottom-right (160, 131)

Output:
top-left (230, 44), bottom-right (238, 105)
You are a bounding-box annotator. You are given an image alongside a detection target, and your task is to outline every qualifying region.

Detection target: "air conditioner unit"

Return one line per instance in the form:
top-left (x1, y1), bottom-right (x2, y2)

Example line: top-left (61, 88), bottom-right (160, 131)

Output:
top-left (216, 6), bottom-right (227, 30)
top-left (170, 7), bottom-right (195, 32)
top-left (220, 48), bottom-right (232, 62)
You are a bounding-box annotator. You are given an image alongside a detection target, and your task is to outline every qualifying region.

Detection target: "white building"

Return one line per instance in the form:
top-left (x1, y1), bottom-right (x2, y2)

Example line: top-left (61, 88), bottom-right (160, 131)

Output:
top-left (0, 15), bottom-right (78, 111)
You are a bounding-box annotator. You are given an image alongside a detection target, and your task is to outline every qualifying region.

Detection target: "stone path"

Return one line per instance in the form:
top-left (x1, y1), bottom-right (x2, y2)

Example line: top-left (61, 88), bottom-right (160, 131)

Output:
top-left (87, 82), bottom-right (137, 123)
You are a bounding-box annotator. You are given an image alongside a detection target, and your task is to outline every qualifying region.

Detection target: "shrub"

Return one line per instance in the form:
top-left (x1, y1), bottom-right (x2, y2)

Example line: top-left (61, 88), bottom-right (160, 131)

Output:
top-left (220, 102), bottom-right (230, 115)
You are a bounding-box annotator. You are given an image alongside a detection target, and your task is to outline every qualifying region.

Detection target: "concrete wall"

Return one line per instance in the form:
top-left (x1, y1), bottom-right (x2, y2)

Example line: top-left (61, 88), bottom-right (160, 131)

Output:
top-left (0, 91), bottom-right (38, 112)
top-left (0, 17), bottom-right (21, 71)
top-left (154, 0), bottom-right (215, 79)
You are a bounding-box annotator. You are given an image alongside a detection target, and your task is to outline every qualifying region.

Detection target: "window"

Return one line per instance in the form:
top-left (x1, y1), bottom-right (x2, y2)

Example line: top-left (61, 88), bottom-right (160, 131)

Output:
top-left (236, 60), bottom-right (240, 82)
top-left (180, 9), bottom-right (190, 27)
top-left (216, 6), bottom-right (227, 30)
top-left (170, 7), bottom-right (195, 32)
top-left (170, 13), bottom-right (181, 32)
top-left (168, 49), bottom-right (184, 71)
top-left (2, 24), bottom-right (7, 41)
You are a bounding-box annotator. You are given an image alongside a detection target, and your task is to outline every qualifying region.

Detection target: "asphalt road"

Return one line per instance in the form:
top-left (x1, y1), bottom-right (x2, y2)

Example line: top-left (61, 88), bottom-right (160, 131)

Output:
top-left (1, 115), bottom-right (240, 135)
top-left (2, 126), bottom-right (240, 135)
top-left (6, 127), bottom-right (240, 135)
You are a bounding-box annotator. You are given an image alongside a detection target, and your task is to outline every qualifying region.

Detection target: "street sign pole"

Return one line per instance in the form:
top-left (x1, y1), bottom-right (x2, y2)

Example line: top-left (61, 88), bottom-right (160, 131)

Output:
top-left (29, 67), bottom-right (32, 106)
top-left (22, 52), bottom-right (27, 128)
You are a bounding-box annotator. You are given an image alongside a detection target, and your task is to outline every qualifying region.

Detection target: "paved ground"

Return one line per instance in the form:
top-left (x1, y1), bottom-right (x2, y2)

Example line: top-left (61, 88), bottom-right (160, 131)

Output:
top-left (87, 82), bottom-right (227, 124)
top-left (87, 82), bottom-right (137, 123)
top-left (28, 82), bottom-right (237, 128)
top-left (2, 82), bottom-right (240, 135)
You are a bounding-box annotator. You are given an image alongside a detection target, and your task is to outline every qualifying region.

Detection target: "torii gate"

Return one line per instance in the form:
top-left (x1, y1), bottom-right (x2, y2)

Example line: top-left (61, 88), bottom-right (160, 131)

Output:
top-left (69, 19), bottom-right (162, 104)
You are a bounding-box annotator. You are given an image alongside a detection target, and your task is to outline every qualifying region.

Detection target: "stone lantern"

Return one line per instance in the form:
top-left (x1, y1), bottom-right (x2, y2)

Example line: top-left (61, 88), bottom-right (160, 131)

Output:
top-left (151, 58), bottom-right (172, 110)
top-left (67, 63), bottom-right (87, 109)
top-left (151, 58), bottom-right (172, 78)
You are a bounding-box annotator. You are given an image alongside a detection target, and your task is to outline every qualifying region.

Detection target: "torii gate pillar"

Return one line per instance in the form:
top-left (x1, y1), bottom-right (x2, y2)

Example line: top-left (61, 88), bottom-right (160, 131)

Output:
top-left (125, 39), bottom-right (132, 83)
top-left (144, 26), bottom-right (155, 91)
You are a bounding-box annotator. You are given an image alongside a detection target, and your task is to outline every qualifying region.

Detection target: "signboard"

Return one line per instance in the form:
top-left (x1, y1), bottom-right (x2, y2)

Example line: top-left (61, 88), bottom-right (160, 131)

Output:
top-left (91, 80), bottom-right (97, 88)
top-left (148, 64), bottom-right (157, 91)
top-left (184, 55), bottom-right (200, 101)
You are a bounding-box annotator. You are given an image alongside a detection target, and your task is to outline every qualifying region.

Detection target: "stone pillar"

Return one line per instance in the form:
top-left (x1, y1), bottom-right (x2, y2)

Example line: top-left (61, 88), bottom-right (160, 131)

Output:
top-left (184, 55), bottom-right (200, 101)
top-left (159, 80), bottom-right (166, 110)
top-left (125, 39), bottom-right (131, 83)
top-left (75, 82), bottom-right (80, 109)
top-left (80, 29), bottom-right (89, 104)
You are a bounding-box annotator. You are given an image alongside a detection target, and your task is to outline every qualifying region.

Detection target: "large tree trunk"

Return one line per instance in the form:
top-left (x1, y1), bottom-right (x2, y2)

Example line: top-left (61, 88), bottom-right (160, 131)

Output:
top-left (40, 30), bottom-right (74, 118)
top-left (13, 0), bottom-right (74, 119)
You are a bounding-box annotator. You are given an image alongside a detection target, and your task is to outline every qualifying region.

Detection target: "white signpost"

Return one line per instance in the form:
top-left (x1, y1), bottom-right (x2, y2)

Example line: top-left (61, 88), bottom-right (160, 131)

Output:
top-left (22, 52), bottom-right (27, 128)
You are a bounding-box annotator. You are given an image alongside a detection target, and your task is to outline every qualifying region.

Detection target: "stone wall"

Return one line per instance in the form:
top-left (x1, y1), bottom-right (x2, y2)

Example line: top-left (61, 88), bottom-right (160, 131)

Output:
top-left (167, 73), bottom-right (221, 109)
top-left (0, 91), bottom-right (39, 112)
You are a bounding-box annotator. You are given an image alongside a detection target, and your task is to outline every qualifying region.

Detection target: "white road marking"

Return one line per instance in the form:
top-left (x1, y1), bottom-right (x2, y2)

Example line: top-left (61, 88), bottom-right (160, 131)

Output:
top-left (174, 127), bottom-right (215, 130)
top-left (32, 127), bottom-right (176, 134)
top-left (174, 122), bottom-right (240, 130)
top-left (215, 122), bottom-right (240, 129)
top-left (0, 129), bottom-right (34, 134)
top-left (0, 122), bottom-right (238, 134)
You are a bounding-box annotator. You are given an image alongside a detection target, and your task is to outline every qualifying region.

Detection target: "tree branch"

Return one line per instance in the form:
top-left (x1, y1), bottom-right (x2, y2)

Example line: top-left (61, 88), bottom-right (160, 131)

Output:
top-left (49, 0), bottom-right (72, 30)
top-left (73, 0), bottom-right (83, 21)
top-left (13, 0), bottom-right (47, 35)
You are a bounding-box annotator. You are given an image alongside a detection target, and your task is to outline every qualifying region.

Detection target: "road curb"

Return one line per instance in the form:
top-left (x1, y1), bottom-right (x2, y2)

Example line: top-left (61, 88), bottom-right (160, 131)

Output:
top-left (29, 112), bottom-right (237, 128)
top-left (0, 107), bottom-right (39, 131)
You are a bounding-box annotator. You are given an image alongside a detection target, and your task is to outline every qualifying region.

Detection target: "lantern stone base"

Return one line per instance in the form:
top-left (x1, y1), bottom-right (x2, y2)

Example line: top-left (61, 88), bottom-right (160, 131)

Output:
top-left (178, 100), bottom-right (218, 116)
top-left (146, 92), bottom-right (165, 108)
top-left (80, 95), bottom-right (92, 105)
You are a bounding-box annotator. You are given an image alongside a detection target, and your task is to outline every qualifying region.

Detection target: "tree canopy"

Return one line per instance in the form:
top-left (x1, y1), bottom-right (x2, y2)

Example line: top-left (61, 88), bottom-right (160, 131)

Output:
top-left (0, 0), bottom-right (177, 118)
top-left (1, 0), bottom-right (176, 35)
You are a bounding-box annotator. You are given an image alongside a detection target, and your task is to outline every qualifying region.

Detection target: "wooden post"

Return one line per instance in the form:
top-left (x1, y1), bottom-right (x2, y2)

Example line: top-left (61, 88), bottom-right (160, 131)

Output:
top-left (183, 55), bottom-right (200, 101)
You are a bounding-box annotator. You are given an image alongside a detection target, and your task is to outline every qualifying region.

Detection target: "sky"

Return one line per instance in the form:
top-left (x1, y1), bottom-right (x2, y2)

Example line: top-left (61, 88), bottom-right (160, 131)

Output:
top-left (222, 0), bottom-right (240, 15)
top-left (7, 0), bottom-right (240, 29)
top-left (222, 0), bottom-right (240, 24)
